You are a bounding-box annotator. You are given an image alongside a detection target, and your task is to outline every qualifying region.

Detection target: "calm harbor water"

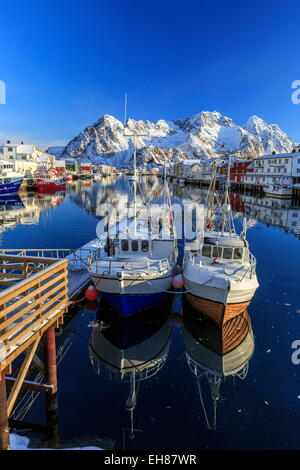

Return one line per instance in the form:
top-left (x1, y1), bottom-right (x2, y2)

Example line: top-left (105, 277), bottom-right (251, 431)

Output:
top-left (2, 177), bottom-right (300, 450)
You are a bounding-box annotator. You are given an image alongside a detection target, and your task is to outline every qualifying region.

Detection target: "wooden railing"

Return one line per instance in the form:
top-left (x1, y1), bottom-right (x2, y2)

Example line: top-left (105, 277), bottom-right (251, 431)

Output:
top-left (0, 257), bottom-right (69, 371)
top-left (0, 253), bottom-right (68, 288)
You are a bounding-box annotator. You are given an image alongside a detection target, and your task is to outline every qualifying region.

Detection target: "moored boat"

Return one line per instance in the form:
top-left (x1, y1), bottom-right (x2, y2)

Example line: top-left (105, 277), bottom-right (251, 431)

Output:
top-left (183, 158), bottom-right (259, 326)
top-left (32, 169), bottom-right (66, 192)
top-left (88, 131), bottom-right (177, 317)
top-left (0, 174), bottom-right (23, 196)
top-left (263, 182), bottom-right (292, 199)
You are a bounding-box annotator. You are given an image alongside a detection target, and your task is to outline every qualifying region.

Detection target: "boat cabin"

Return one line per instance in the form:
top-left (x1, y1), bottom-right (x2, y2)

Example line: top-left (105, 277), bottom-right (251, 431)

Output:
top-left (200, 244), bottom-right (245, 261)
top-left (103, 235), bottom-right (175, 261)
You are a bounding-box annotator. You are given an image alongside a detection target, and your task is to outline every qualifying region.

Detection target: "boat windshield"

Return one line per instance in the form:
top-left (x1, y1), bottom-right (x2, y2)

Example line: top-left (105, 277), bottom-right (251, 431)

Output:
top-left (201, 244), bottom-right (244, 261)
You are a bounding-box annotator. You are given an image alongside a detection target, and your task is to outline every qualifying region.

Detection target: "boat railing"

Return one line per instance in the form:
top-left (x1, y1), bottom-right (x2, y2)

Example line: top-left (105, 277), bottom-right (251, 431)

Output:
top-left (89, 250), bottom-right (176, 275)
top-left (188, 246), bottom-right (257, 280)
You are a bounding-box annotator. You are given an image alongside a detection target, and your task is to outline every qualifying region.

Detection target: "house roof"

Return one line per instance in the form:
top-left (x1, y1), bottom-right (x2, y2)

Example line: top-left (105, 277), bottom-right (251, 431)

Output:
top-left (255, 152), bottom-right (300, 160)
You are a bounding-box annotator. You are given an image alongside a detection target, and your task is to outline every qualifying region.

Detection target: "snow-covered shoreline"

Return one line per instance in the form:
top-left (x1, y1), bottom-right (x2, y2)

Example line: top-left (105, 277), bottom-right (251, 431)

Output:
top-left (10, 433), bottom-right (103, 450)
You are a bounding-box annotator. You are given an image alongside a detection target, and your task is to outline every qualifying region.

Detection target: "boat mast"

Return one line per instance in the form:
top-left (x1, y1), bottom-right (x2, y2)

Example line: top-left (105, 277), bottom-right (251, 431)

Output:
top-left (221, 156), bottom-right (232, 235)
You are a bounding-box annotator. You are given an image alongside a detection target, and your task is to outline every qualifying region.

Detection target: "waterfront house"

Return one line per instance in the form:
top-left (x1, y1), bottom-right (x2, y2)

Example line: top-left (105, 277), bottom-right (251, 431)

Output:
top-left (79, 162), bottom-right (93, 177)
top-left (2, 141), bottom-right (39, 176)
top-left (243, 152), bottom-right (295, 187)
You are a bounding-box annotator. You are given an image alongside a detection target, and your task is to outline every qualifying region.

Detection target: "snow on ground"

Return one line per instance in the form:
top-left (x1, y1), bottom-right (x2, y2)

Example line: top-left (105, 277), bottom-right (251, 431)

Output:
top-left (10, 434), bottom-right (103, 450)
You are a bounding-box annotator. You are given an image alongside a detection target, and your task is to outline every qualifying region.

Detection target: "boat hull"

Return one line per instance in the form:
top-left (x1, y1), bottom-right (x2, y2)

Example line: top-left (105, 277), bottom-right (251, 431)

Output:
top-left (183, 262), bottom-right (258, 326)
top-left (89, 271), bottom-right (174, 317)
top-left (263, 190), bottom-right (292, 199)
top-left (185, 292), bottom-right (250, 326)
top-left (100, 291), bottom-right (170, 317)
top-left (0, 178), bottom-right (22, 195)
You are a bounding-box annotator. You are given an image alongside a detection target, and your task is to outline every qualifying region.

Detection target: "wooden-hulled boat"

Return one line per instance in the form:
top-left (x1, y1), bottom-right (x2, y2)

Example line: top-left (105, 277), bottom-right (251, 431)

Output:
top-left (183, 158), bottom-right (259, 326)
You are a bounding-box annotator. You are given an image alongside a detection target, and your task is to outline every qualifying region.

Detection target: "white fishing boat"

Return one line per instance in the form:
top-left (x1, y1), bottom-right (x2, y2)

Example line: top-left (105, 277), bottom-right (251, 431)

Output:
top-left (263, 181), bottom-right (292, 199)
top-left (183, 158), bottom-right (259, 326)
top-left (88, 125), bottom-right (178, 317)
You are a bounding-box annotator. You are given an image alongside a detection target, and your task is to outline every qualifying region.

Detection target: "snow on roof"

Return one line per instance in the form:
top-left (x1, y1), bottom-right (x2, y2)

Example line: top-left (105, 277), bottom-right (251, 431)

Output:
top-left (55, 160), bottom-right (66, 167)
top-left (182, 159), bottom-right (201, 165)
top-left (17, 144), bottom-right (35, 154)
top-left (256, 152), bottom-right (300, 160)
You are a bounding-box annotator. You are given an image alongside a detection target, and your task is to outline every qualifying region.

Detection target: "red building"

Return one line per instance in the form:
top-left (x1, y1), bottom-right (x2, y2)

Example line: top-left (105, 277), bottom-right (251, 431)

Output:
top-left (217, 159), bottom-right (253, 183)
top-left (230, 159), bottom-right (253, 183)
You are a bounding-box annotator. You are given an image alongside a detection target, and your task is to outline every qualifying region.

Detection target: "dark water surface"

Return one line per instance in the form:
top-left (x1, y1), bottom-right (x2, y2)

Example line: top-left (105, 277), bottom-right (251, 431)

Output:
top-left (2, 177), bottom-right (300, 450)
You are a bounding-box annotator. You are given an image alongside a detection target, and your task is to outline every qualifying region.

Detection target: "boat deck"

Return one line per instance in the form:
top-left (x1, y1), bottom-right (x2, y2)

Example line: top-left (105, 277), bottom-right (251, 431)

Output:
top-left (89, 255), bottom-right (172, 277)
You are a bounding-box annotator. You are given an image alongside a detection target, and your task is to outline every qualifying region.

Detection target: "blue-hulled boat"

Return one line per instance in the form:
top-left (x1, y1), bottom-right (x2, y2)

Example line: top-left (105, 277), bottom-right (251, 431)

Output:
top-left (88, 130), bottom-right (177, 317)
top-left (0, 176), bottom-right (23, 196)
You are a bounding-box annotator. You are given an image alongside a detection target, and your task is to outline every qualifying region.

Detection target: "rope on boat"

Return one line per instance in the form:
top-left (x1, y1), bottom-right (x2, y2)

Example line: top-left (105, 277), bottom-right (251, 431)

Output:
top-left (133, 272), bottom-right (214, 295)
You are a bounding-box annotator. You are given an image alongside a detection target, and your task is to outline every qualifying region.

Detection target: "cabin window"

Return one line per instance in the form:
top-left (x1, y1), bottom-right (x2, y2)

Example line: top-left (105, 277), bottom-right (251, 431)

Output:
top-left (121, 240), bottom-right (129, 251)
top-left (223, 247), bottom-right (233, 259)
top-left (234, 248), bottom-right (243, 260)
top-left (132, 240), bottom-right (138, 252)
top-left (202, 245), bottom-right (211, 257)
top-left (141, 240), bottom-right (149, 252)
top-left (212, 246), bottom-right (222, 258)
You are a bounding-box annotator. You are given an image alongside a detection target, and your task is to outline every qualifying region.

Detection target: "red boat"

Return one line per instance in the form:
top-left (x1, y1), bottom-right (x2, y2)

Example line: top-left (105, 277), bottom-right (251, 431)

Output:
top-left (32, 170), bottom-right (66, 192)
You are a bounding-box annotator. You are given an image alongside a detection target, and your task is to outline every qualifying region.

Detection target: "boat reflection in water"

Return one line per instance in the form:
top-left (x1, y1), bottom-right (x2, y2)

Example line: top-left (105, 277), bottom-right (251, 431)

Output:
top-left (182, 300), bottom-right (254, 430)
top-left (89, 299), bottom-right (173, 442)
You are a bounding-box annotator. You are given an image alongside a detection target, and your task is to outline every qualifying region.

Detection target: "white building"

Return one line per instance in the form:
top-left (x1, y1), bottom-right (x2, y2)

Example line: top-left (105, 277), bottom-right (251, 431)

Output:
top-left (243, 152), bottom-right (296, 187)
top-left (2, 141), bottom-right (39, 176)
top-left (291, 153), bottom-right (300, 184)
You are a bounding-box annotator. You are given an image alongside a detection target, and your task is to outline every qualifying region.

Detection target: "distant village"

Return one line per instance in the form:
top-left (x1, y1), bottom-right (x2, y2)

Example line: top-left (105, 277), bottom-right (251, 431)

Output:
top-left (1, 139), bottom-right (300, 201)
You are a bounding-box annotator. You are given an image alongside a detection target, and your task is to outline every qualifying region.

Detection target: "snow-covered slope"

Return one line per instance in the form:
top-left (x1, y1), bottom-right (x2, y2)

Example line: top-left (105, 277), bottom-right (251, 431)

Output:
top-left (46, 146), bottom-right (65, 158)
top-left (56, 111), bottom-right (294, 167)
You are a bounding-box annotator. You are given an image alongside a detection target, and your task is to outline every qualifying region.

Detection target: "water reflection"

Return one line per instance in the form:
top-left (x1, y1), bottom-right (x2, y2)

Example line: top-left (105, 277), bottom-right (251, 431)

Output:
top-left (89, 300), bottom-right (172, 444)
top-left (182, 301), bottom-right (254, 430)
top-left (0, 178), bottom-right (299, 240)
top-left (0, 192), bottom-right (64, 235)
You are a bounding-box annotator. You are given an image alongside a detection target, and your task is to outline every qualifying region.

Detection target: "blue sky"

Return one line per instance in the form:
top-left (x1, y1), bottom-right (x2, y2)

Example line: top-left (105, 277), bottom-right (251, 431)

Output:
top-left (0, 0), bottom-right (300, 149)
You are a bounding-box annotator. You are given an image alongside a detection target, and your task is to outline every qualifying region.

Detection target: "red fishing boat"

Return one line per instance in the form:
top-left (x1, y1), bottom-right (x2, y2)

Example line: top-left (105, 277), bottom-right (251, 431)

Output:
top-left (32, 169), bottom-right (66, 192)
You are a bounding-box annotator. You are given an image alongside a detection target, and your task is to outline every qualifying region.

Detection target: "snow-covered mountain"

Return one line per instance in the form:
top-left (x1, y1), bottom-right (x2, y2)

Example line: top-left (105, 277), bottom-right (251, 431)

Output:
top-left (49, 111), bottom-right (294, 167)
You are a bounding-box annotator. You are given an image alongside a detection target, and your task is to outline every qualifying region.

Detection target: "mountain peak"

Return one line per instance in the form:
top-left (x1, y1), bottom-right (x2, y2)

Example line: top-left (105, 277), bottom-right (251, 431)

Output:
top-left (56, 111), bottom-right (293, 166)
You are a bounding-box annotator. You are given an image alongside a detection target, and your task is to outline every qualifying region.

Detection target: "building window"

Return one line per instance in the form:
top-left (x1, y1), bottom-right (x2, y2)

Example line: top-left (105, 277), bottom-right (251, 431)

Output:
top-left (7, 147), bottom-right (13, 152)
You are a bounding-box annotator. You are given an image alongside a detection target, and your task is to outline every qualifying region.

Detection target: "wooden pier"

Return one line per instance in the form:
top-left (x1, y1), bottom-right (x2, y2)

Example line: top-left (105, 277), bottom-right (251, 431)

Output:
top-left (0, 254), bottom-right (70, 450)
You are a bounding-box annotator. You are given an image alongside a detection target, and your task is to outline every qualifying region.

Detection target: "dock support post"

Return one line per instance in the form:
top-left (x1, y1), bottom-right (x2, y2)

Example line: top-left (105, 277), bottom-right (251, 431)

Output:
top-left (43, 327), bottom-right (57, 395)
top-left (0, 371), bottom-right (10, 450)
top-left (43, 327), bottom-right (59, 448)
